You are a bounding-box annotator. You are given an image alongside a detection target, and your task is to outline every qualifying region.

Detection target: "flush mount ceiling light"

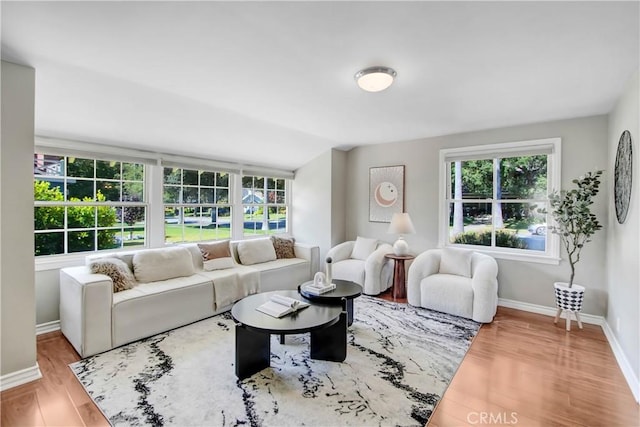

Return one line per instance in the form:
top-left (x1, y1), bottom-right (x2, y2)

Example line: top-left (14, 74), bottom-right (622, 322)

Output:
top-left (354, 66), bottom-right (397, 92)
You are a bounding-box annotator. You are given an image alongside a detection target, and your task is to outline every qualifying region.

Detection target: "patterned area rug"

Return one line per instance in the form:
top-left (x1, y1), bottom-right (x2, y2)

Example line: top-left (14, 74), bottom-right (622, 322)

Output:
top-left (70, 296), bottom-right (479, 427)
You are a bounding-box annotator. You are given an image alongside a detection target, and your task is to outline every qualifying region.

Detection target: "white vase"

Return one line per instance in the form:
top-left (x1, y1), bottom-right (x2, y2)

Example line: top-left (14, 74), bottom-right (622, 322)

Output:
top-left (393, 237), bottom-right (409, 255)
top-left (553, 282), bottom-right (585, 312)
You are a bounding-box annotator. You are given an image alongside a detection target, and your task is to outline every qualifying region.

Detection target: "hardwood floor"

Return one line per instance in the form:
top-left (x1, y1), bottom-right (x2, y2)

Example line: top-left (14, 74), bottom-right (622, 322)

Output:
top-left (0, 331), bottom-right (108, 427)
top-left (428, 307), bottom-right (639, 427)
top-left (1, 302), bottom-right (638, 426)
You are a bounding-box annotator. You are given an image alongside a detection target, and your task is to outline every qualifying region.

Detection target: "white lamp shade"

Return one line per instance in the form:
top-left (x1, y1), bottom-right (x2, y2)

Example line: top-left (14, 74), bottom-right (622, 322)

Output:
top-left (387, 213), bottom-right (416, 235)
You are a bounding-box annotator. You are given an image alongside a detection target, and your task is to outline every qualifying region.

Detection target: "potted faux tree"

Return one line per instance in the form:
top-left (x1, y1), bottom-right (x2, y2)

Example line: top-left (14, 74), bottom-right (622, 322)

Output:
top-left (542, 170), bottom-right (603, 329)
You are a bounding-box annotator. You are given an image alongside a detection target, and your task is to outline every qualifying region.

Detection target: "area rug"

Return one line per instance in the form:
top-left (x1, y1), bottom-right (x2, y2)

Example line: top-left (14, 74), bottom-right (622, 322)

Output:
top-left (70, 296), bottom-right (479, 427)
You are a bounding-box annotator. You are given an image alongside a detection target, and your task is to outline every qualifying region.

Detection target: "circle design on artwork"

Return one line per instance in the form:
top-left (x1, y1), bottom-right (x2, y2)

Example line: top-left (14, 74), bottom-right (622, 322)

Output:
top-left (614, 130), bottom-right (633, 224)
top-left (374, 181), bottom-right (398, 207)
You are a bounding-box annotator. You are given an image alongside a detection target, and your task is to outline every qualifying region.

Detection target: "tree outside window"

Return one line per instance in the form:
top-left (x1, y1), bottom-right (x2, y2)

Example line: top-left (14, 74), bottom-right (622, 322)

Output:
top-left (34, 154), bottom-right (146, 256)
top-left (448, 155), bottom-right (548, 252)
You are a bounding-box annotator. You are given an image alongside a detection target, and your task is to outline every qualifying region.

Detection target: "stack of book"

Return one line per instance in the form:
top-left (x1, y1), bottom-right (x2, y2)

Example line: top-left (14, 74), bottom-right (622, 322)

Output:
top-left (304, 282), bottom-right (336, 295)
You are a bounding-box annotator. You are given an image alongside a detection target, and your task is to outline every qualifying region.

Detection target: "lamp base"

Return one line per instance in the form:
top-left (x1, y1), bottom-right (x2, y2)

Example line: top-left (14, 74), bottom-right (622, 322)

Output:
top-left (393, 237), bottom-right (409, 256)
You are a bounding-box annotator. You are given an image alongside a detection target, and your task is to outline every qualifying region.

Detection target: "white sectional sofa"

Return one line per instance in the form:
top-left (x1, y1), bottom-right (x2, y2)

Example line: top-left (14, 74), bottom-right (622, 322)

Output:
top-left (60, 238), bottom-right (319, 357)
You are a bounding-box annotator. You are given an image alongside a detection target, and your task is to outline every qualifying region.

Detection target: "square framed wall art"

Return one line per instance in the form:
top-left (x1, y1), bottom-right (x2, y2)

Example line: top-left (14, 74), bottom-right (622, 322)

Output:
top-left (369, 165), bottom-right (404, 222)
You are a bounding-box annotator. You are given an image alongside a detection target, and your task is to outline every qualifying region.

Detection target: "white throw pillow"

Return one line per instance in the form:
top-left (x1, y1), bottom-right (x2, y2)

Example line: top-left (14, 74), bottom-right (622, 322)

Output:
top-left (237, 238), bottom-right (277, 265)
top-left (133, 247), bottom-right (195, 283)
top-left (439, 247), bottom-right (473, 278)
top-left (203, 257), bottom-right (236, 271)
top-left (350, 236), bottom-right (378, 260)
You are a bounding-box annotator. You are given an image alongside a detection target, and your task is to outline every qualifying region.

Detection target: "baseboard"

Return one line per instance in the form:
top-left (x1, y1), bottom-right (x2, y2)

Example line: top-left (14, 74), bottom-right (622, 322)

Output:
top-left (498, 298), bottom-right (639, 403)
top-left (601, 321), bottom-right (640, 403)
top-left (36, 320), bottom-right (60, 335)
top-left (497, 298), bottom-right (604, 325)
top-left (0, 363), bottom-right (42, 392)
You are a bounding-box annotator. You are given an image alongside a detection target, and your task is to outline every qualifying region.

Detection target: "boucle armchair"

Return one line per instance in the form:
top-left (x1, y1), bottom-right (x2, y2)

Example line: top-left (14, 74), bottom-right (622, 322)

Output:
top-left (325, 237), bottom-right (393, 295)
top-left (407, 248), bottom-right (498, 323)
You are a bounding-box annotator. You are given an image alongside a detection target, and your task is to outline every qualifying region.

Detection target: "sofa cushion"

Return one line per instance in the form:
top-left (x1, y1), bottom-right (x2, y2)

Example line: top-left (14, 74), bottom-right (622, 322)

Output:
top-left (420, 274), bottom-right (473, 319)
top-left (249, 258), bottom-right (311, 293)
top-left (112, 274), bottom-right (215, 348)
top-left (237, 238), bottom-right (277, 265)
top-left (132, 247), bottom-right (195, 283)
top-left (332, 258), bottom-right (366, 286)
top-left (88, 258), bottom-right (136, 292)
top-left (271, 235), bottom-right (296, 259)
top-left (439, 247), bottom-right (473, 278)
top-left (351, 236), bottom-right (378, 260)
top-left (203, 258), bottom-right (235, 271)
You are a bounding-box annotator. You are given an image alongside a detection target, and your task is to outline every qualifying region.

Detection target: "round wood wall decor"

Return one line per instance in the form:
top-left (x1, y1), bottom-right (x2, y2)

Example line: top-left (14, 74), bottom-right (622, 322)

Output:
top-left (614, 130), bottom-right (633, 224)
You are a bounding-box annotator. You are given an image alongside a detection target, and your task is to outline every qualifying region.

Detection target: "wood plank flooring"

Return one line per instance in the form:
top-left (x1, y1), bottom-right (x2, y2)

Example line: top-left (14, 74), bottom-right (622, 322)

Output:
top-left (0, 331), bottom-right (109, 427)
top-left (1, 300), bottom-right (638, 426)
top-left (428, 307), bottom-right (639, 427)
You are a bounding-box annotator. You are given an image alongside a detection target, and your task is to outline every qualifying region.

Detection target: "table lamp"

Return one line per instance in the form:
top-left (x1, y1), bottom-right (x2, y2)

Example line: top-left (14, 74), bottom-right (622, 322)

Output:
top-left (387, 212), bottom-right (416, 255)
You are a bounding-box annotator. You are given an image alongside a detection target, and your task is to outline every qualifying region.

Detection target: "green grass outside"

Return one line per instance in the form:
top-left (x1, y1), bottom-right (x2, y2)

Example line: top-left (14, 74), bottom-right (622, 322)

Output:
top-left (164, 224), bottom-right (284, 243)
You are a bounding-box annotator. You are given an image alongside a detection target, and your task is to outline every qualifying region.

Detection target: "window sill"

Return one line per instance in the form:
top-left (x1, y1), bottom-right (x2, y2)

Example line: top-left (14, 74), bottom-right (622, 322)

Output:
top-left (443, 244), bottom-right (561, 265)
top-left (35, 253), bottom-right (88, 271)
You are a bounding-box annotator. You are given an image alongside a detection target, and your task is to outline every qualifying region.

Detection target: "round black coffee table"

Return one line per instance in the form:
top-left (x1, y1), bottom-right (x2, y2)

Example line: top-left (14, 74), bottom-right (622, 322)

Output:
top-left (298, 279), bottom-right (362, 326)
top-left (231, 290), bottom-right (346, 379)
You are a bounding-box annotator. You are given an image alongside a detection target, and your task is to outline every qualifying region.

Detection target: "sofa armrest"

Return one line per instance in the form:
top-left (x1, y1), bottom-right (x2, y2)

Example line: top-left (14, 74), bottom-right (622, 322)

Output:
top-left (470, 255), bottom-right (499, 323)
top-left (363, 243), bottom-right (393, 295)
top-left (294, 242), bottom-right (320, 275)
top-left (60, 266), bottom-right (113, 357)
top-left (407, 249), bottom-right (441, 306)
top-left (326, 241), bottom-right (355, 263)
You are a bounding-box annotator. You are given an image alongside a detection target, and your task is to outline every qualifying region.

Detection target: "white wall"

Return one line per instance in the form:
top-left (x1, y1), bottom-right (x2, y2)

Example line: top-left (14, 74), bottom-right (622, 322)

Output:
top-left (292, 148), bottom-right (347, 264)
top-left (330, 149), bottom-right (347, 249)
top-left (1, 61), bottom-right (38, 379)
top-left (606, 70), bottom-right (639, 389)
top-left (346, 115), bottom-right (609, 315)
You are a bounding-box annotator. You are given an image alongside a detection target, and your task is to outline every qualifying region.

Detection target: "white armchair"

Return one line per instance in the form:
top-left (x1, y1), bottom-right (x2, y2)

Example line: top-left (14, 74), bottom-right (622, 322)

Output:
top-left (326, 237), bottom-right (394, 295)
top-left (407, 248), bottom-right (498, 323)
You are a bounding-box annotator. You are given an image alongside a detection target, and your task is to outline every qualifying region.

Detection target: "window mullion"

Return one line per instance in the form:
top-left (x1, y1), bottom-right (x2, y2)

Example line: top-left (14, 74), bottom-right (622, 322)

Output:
top-left (492, 158), bottom-right (498, 248)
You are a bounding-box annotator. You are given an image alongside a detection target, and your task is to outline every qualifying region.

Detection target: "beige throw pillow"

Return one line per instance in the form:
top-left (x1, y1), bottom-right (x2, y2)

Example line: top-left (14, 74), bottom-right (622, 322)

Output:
top-left (439, 247), bottom-right (473, 277)
top-left (237, 238), bottom-right (277, 265)
top-left (198, 240), bottom-right (235, 271)
top-left (198, 240), bottom-right (231, 260)
top-left (89, 258), bottom-right (136, 293)
top-left (271, 236), bottom-right (296, 259)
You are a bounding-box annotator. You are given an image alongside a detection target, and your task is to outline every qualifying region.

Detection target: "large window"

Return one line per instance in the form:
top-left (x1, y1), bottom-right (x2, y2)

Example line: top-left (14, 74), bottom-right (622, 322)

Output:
top-left (440, 138), bottom-right (560, 261)
top-left (163, 167), bottom-right (231, 243)
top-left (34, 153), bottom-right (146, 256)
top-left (242, 175), bottom-right (288, 236)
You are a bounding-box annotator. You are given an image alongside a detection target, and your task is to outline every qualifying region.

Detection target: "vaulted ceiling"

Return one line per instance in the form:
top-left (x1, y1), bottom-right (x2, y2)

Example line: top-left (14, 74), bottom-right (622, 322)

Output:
top-left (2, 1), bottom-right (638, 170)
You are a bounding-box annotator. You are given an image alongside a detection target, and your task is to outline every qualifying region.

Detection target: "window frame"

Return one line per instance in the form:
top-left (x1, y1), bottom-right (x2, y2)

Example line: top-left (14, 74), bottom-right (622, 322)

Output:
top-left (162, 166), bottom-right (233, 244)
top-left (438, 138), bottom-right (561, 264)
top-left (33, 139), bottom-right (296, 270)
top-left (241, 174), bottom-right (290, 238)
top-left (34, 153), bottom-right (147, 258)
